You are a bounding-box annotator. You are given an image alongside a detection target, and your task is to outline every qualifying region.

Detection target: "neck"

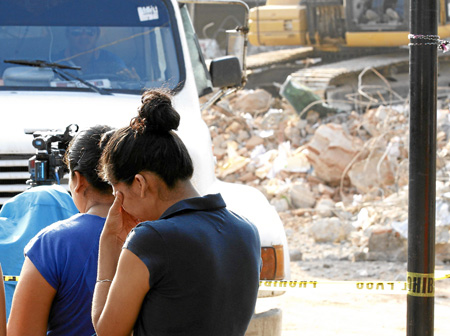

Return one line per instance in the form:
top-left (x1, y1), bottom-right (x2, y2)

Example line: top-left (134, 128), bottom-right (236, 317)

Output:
top-left (83, 190), bottom-right (114, 217)
top-left (167, 180), bottom-right (200, 203)
top-left (153, 180), bottom-right (200, 219)
top-left (85, 203), bottom-right (112, 218)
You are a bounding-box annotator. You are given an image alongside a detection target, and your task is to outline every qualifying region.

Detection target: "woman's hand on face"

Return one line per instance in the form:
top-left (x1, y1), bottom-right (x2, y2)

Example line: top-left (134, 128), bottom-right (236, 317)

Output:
top-left (104, 191), bottom-right (139, 242)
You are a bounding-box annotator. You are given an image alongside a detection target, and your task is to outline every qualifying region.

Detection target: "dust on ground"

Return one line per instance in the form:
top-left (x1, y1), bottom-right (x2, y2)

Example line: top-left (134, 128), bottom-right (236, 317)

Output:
top-left (277, 211), bottom-right (450, 335)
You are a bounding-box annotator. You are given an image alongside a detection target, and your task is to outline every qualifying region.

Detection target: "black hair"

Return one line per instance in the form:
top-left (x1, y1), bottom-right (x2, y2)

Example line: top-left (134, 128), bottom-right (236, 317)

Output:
top-left (100, 89), bottom-right (194, 188)
top-left (65, 125), bottom-right (114, 194)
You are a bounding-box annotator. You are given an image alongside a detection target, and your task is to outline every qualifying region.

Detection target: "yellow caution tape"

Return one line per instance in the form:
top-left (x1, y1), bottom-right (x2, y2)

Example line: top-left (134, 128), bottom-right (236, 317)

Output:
top-left (3, 276), bottom-right (19, 282)
top-left (260, 279), bottom-right (409, 294)
top-left (406, 272), bottom-right (434, 297)
top-left (259, 270), bottom-right (450, 295)
top-left (435, 270), bottom-right (450, 280)
top-left (4, 271), bottom-right (450, 296)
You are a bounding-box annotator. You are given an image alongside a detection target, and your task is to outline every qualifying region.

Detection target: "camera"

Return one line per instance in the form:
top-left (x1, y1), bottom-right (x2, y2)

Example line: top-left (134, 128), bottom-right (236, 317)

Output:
top-left (26, 124), bottom-right (79, 187)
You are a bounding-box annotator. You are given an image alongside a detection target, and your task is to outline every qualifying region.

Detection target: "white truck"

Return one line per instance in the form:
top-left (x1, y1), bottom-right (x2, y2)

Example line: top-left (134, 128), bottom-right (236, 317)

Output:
top-left (0, 0), bottom-right (289, 334)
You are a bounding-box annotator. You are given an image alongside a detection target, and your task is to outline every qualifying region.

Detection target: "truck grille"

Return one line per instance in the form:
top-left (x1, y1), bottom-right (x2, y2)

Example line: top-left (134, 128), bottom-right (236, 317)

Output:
top-left (0, 154), bottom-right (71, 207)
top-left (0, 154), bottom-right (32, 206)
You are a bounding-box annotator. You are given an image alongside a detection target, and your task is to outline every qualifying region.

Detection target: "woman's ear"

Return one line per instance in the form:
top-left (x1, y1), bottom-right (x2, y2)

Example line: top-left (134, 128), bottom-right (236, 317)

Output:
top-left (73, 171), bottom-right (88, 194)
top-left (134, 174), bottom-right (148, 198)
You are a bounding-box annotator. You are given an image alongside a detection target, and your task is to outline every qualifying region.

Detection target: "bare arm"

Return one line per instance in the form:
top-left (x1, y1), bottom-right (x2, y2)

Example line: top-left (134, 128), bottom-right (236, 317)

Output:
top-left (7, 258), bottom-right (56, 336)
top-left (92, 249), bottom-right (149, 335)
top-left (0, 265), bottom-right (6, 336)
top-left (92, 191), bottom-right (149, 336)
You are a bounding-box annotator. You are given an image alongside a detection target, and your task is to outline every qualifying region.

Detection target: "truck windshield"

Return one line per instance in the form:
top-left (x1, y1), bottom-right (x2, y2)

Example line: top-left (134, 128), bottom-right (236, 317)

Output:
top-left (0, 0), bottom-right (185, 93)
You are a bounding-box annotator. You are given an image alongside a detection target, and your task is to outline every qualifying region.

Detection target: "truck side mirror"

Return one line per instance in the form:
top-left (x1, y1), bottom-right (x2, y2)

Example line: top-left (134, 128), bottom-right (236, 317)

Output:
top-left (209, 56), bottom-right (242, 88)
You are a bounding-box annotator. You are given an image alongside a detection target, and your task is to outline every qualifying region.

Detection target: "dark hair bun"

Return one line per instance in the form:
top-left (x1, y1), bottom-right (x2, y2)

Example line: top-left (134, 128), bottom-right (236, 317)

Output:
top-left (131, 89), bottom-right (180, 134)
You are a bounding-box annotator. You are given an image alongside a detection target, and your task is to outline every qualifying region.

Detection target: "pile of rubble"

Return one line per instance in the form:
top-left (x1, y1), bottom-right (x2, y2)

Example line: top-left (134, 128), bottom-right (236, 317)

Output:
top-left (201, 89), bottom-right (450, 264)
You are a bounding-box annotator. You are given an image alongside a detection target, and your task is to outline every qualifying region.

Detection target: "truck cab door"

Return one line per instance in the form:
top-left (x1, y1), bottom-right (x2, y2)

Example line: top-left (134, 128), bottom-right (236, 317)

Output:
top-left (180, 3), bottom-right (214, 98)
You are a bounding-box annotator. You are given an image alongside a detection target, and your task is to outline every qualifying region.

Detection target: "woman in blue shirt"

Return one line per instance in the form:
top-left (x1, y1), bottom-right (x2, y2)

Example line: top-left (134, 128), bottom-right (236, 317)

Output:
top-left (8, 125), bottom-right (115, 336)
top-left (0, 184), bottom-right (78, 321)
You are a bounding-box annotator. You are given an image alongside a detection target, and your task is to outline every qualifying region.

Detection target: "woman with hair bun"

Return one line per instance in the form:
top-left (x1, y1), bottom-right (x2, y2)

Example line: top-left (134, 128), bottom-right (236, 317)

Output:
top-left (8, 125), bottom-right (116, 336)
top-left (92, 89), bottom-right (261, 336)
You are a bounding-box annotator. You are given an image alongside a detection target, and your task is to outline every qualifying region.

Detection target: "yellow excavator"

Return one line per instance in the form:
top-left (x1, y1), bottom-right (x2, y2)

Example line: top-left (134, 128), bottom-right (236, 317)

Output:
top-left (249, 0), bottom-right (450, 48)
top-left (245, 0), bottom-right (450, 109)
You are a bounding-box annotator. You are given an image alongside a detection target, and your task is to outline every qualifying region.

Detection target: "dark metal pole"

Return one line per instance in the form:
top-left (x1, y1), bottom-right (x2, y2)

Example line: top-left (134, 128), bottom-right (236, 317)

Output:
top-left (408, 0), bottom-right (438, 334)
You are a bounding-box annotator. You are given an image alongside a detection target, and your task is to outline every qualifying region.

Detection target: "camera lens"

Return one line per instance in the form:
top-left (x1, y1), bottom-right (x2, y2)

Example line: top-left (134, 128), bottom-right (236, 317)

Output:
top-left (32, 138), bottom-right (47, 150)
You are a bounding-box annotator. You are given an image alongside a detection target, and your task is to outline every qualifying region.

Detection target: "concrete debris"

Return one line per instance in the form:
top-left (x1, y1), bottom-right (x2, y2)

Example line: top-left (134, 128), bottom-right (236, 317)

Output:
top-left (308, 217), bottom-right (355, 243)
top-left (366, 225), bottom-right (407, 262)
top-left (229, 89), bottom-right (273, 115)
top-left (270, 197), bottom-right (290, 213)
top-left (289, 249), bottom-right (303, 262)
top-left (216, 141), bottom-right (250, 179)
top-left (201, 88), bottom-right (450, 263)
top-left (304, 123), bottom-right (363, 184)
top-left (348, 152), bottom-right (396, 194)
top-left (289, 182), bottom-right (316, 209)
top-left (314, 197), bottom-right (336, 218)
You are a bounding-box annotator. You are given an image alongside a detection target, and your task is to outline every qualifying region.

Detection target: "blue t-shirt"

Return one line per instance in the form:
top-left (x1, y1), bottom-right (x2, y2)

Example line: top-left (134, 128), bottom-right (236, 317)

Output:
top-left (0, 185), bottom-right (78, 320)
top-left (25, 213), bottom-right (106, 336)
top-left (124, 193), bottom-right (261, 336)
